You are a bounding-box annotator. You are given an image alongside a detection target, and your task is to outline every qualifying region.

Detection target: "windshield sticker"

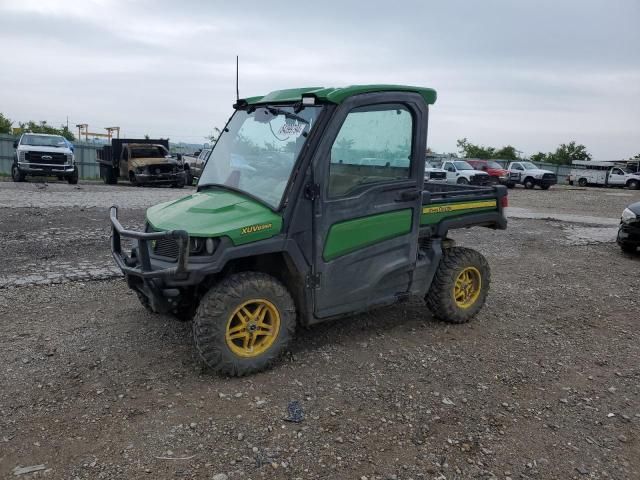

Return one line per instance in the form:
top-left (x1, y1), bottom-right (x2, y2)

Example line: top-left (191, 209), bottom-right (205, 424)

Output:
top-left (277, 123), bottom-right (305, 138)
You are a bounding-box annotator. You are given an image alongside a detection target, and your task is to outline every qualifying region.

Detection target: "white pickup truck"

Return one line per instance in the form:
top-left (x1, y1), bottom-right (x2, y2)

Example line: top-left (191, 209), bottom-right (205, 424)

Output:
top-left (441, 160), bottom-right (491, 185)
top-left (569, 161), bottom-right (640, 190)
top-left (506, 161), bottom-right (557, 190)
top-left (12, 133), bottom-right (77, 184)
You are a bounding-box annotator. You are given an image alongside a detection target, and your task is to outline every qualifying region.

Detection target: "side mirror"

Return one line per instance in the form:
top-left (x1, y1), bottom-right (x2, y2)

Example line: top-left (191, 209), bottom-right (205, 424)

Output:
top-left (176, 153), bottom-right (182, 161)
top-left (13, 140), bottom-right (18, 149)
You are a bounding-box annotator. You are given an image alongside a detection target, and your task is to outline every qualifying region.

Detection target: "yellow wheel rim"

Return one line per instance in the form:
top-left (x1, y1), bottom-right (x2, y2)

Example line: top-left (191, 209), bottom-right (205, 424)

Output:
top-left (225, 299), bottom-right (281, 358)
top-left (453, 267), bottom-right (482, 309)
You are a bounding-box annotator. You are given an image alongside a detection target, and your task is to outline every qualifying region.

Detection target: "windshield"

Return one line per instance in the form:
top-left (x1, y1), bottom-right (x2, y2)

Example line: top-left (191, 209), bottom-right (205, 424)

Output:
top-left (21, 134), bottom-right (67, 147)
top-left (130, 146), bottom-right (167, 158)
top-left (199, 105), bottom-right (323, 208)
top-left (453, 161), bottom-right (474, 170)
top-left (521, 162), bottom-right (537, 170)
top-left (487, 161), bottom-right (502, 169)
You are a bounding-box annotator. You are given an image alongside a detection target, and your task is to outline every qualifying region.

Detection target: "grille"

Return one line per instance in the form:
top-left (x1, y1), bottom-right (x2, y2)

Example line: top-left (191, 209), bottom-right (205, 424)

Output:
top-left (25, 151), bottom-right (68, 165)
top-left (153, 238), bottom-right (179, 259)
top-left (148, 164), bottom-right (176, 175)
top-left (470, 175), bottom-right (492, 186)
top-left (429, 171), bottom-right (446, 180)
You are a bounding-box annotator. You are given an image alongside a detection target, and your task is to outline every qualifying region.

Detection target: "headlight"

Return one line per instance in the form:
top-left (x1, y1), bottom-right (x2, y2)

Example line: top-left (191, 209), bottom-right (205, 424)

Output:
top-left (621, 208), bottom-right (637, 223)
top-left (189, 237), bottom-right (218, 255)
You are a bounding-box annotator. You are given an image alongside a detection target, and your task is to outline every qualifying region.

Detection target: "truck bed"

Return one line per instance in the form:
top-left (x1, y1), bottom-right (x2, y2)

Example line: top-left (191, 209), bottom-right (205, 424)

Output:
top-left (420, 181), bottom-right (507, 235)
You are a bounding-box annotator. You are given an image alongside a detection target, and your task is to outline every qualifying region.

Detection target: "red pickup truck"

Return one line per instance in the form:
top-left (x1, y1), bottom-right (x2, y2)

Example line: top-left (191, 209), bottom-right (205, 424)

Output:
top-left (467, 159), bottom-right (510, 186)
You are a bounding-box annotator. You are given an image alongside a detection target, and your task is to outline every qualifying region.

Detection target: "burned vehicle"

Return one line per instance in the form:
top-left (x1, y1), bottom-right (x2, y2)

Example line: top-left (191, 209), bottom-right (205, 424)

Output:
top-left (97, 138), bottom-right (185, 187)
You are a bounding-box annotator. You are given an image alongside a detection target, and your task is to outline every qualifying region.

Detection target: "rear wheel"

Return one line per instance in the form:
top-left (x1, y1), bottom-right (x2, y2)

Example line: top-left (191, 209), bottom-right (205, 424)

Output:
top-left (426, 247), bottom-right (490, 324)
top-left (184, 168), bottom-right (193, 186)
top-left (578, 178), bottom-right (588, 187)
top-left (523, 177), bottom-right (535, 189)
top-left (101, 165), bottom-right (117, 184)
top-left (11, 164), bottom-right (25, 182)
top-left (193, 272), bottom-right (296, 376)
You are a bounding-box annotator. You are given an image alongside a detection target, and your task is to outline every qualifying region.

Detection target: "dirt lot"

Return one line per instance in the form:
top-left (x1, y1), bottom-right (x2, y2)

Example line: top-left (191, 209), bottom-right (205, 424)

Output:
top-left (1, 180), bottom-right (639, 480)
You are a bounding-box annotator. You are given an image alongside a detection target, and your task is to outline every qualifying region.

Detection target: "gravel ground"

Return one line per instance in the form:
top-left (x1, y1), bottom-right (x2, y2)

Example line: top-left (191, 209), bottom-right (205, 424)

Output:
top-left (1, 181), bottom-right (639, 480)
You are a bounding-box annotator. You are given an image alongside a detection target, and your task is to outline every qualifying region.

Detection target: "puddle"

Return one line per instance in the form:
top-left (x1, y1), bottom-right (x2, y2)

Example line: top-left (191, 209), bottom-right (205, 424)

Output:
top-left (561, 226), bottom-right (618, 245)
top-left (506, 207), bottom-right (619, 226)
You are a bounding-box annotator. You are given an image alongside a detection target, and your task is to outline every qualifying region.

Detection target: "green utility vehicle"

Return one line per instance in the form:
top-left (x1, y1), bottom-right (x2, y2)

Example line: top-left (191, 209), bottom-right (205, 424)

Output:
top-left (110, 85), bottom-right (508, 375)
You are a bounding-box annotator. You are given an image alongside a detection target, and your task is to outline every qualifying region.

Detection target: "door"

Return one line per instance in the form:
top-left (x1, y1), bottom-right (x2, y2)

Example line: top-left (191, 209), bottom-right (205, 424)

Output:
top-left (442, 161), bottom-right (458, 183)
top-left (608, 168), bottom-right (626, 185)
top-left (510, 162), bottom-right (524, 183)
top-left (311, 93), bottom-right (427, 319)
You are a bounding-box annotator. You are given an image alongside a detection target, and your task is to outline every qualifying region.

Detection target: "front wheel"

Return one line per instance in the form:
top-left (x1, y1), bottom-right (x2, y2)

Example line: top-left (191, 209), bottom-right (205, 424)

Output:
top-left (540, 184), bottom-right (551, 190)
top-left (11, 164), bottom-right (25, 182)
top-left (506, 182), bottom-right (515, 189)
top-left (426, 247), bottom-right (491, 324)
top-left (193, 272), bottom-right (296, 376)
top-left (627, 180), bottom-right (640, 190)
top-left (67, 167), bottom-right (79, 185)
top-left (523, 178), bottom-right (535, 189)
top-left (620, 243), bottom-right (637, 254)
top-left (456, 177), bottom-right (469, 185)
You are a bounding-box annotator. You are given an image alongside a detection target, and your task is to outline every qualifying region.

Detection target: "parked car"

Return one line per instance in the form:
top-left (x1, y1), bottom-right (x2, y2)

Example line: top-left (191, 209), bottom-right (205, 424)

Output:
top-left (12, 133), bottom-right (78, 184)
top-left (617, 201), bottom-right (640, 254)
top-left (568, 161), bottom-right (640, 189)
top-left (97, 138), bottom-right (185, 187)
top-left (424, 161), bottom-right (447, 183)
top-left (467, 159), bottom-right (510, 185)
top-left (441, 160), bottom-right (491, 185)
top-left (506, 161), bottom-right (557, 189)
top-left (182, 147), bottom-right (212, 185)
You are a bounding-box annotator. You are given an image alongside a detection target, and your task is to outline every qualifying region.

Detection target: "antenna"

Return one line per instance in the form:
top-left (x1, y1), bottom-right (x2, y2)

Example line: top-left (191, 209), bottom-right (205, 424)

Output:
top-left (236, 55), bottom-right (239, 102)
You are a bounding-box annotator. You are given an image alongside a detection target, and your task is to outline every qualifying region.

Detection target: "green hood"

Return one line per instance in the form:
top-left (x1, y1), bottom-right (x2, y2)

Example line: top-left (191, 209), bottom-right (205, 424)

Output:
top-left (146, 189), bottom-right (283, 245)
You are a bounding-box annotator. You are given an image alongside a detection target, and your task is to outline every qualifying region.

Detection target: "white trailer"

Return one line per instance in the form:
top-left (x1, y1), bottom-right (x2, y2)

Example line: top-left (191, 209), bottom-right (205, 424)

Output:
top-left (569, 160), bottom-right (640, 189)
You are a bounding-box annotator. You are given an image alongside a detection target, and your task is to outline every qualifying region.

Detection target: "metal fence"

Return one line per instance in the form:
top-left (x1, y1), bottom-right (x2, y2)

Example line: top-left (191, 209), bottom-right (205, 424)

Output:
top-left (0, 133), bottom-right (575, 183)
top-left (0, 134), bottom-right (101, 179)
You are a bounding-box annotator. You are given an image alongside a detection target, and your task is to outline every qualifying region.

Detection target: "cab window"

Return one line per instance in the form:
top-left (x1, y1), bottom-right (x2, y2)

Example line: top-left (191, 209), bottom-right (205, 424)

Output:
top-left (328, 104), bottom-right (413, 197)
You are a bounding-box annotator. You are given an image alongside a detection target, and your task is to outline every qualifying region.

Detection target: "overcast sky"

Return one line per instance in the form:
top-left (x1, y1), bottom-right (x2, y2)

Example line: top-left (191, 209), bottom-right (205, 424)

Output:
top-left (1, 0), bottom-right (638, 158)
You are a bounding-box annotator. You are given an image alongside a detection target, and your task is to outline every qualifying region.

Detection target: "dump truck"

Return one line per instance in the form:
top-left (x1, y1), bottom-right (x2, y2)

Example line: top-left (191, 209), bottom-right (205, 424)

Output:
top-left (109, 85), bottom-right (508, 375)
top-left (97, 138), bottom-right (185, 187)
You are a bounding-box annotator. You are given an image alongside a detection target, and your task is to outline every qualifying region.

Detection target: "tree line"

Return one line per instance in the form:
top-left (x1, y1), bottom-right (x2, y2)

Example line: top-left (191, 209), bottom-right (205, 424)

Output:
top-left (0, 112), bottom-right (75, 141)
top-left (456, 138), bottom-right (639, 165)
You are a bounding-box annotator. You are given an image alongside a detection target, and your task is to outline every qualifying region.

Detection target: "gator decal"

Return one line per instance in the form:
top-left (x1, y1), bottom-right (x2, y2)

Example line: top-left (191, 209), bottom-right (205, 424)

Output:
top-left (241, 223), bottom-right (273, 235)
top-left (421, 200), bottom-right (497, 225)
top-left (323, 209), bottom-right (412, 261)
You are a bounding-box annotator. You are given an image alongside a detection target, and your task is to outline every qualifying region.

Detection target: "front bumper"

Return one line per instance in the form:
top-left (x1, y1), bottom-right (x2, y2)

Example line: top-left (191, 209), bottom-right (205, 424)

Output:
top-left (17, 162), bottom-right (75, 175)
top-left (536, 177), bottom-right (557, 187)
top-left (134, 171), bottom-right (186, 184)
top-left (110, 206), bottom-right (190, 279)
top-left (110, 206), bottom-right (193, 312)
top-left (617, 221), bottom-right (640, 247)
